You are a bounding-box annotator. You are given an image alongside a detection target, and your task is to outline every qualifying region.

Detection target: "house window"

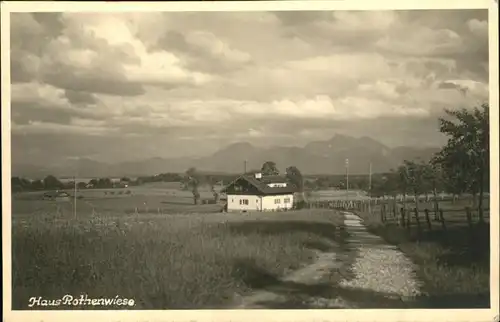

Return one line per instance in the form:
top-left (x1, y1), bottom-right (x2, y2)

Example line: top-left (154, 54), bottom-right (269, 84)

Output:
top-left (274, 198), bottom-right (281, 204)
top-left (284, 198), bottom-right (291, 204)
top-left (240, 199), bottom-right (249, 205)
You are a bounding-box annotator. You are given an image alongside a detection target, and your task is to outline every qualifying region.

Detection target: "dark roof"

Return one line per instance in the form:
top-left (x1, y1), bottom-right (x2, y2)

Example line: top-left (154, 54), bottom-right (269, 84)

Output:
top-left (257, 175), bottom-right (286, 184)
top-left (221, 174), bottom-right (297, 195)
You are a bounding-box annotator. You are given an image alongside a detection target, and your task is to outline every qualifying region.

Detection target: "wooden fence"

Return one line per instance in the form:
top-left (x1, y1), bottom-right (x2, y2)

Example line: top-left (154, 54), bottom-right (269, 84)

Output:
top-left (304, 199), bottom-right (373, 212)
top-left (303, 198), bottom-right (490, 240)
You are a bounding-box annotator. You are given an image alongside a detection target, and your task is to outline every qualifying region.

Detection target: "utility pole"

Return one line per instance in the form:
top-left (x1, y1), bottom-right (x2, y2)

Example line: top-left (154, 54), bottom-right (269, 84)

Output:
top-left (244, 160), bottom-right (247, 174)
top-left (73, 175), bottom-right (77, 219)
top-left (368, 162), bottom-right (372, 214)
top-left (345, 158), bottom-right (349, 204)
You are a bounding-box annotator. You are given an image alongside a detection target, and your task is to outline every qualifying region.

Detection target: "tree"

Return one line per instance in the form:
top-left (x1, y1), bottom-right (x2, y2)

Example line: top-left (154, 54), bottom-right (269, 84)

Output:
top-left (12, 177), bottom-right (32, 192)
top-left (385, 170), bottom-right (400, 214)
top-left (285, 166), bottom-right (303, 191)
top-left (428, 157), bottom-right (445, 219)
top-left (97, 178), bottom-right (113, 188)
top-left (207, 175), bottom-right (220, 203)
top-left (261, 161), bottom-right (280, 176)
top-left (437, 103), bottom-right (489, 222)
top-left (32, 179), bottom-right (44, 190)
top-left (396, 165), bottom-right (410, 211)
top-left (400, 160), bottom-right (429, 214)
top-left (43, 175), bottom-right (64, 190)
top-left (77, 182), bottom-right (87, 190)
top-left (286, 165), bottom-right (304, 202)
top-left (185, 167), bottom-right (202, 205)
top-left (88, 179), bottom-right (98, 188)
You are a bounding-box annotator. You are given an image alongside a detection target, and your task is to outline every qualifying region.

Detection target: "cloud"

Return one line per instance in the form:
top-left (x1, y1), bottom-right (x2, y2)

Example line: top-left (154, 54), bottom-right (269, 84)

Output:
top-left (64, 90), bottom-right (98, 105)
top-left (376, 27), bottom-right (464, 57)
top-left (9, 10), bottom-right (490, 164)
top-left (331, 11), bottom-right (398, 32)
top-left (467, 18), bottom-right (488, 37)
top-left (12, 120), bottom-right (115, 136)
top-left (438, 81), bottom-right (469, 95)
top-left (154, 29), bottom-right (253, 74)
top-left (10, 13), bottom-right (215, 96)
top-left (437, 79), bottom-right (488, 98)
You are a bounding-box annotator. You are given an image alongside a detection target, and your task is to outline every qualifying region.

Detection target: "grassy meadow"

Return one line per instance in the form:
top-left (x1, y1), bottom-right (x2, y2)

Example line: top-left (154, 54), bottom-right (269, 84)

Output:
top-left (11, 183), bottom-right (345, 309)
top-left (10, 182), bottom-right (492, 309)
top-left (11, 182), bottom-right (223, 218)
top-left (356, 198), bottom-right (491, 308)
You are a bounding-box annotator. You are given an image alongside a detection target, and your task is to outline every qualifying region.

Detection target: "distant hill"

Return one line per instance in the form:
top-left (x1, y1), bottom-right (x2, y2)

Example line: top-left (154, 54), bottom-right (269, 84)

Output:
top-left (12, 134), bottom-right (441, 179)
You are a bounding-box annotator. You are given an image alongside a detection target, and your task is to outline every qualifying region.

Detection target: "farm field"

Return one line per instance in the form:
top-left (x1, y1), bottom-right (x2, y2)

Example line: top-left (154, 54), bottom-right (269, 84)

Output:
top-left (11, 182), bottom-right (225, 218)
top-left (11, 208), bottom-right (345, 309)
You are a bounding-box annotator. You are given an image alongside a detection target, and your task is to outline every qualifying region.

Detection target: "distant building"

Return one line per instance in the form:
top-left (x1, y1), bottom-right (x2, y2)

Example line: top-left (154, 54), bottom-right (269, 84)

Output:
top-left (43, 191), bottom-right (71, 201)
top-left (221, 172), bottom-right (297, 212)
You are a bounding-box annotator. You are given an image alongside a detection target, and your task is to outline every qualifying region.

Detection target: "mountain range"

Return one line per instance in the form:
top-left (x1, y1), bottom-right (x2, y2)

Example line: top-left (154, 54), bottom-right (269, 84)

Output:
top-left (12, 134), bottom-right (441, 179)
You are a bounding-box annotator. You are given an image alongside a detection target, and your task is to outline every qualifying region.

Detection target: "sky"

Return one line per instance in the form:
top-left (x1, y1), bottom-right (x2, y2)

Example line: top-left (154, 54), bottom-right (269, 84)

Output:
top-left (10, 9), bottom-right (489, 164)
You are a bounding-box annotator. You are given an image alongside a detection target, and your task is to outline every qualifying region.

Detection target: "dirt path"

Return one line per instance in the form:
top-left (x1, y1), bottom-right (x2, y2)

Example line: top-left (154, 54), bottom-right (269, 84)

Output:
top-left (234, 211), bottom-right (424, 309)
top-left (338, 212), bottom-right (424, 306)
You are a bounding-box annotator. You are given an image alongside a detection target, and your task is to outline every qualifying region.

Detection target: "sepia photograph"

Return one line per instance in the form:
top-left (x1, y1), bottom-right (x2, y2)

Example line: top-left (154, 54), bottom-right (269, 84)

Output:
top-left (1, 1), bottom-right (499, 321)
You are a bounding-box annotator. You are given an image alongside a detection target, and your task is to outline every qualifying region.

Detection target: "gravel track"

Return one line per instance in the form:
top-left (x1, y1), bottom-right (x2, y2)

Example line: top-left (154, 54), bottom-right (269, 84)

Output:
top-left (234, 211), bottom-right (424, 309)
top-left (339, 212), bottom-right (424, 303)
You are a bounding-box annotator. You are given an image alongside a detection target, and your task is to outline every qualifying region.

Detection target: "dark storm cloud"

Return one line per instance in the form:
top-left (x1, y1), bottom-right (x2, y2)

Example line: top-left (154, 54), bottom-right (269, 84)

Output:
top-left (64, 90), bottom-right (98, 105)
top-left (273, 11), bottom-right (333, 26)
top-left (11, 102), bottom-right (74, 126)
top-left (154, 29), bottom-right (253, 74)
top-left (10, 54), bottom-right (35, 83)
top-left (438, 81), bottom-right (468, 95)
top-left (43, 68), bottom-right (146, 97)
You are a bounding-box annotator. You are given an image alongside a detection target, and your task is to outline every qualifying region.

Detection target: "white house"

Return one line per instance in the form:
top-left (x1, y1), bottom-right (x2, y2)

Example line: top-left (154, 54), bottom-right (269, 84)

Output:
top-left (220, 172), bottom-right (297, 212)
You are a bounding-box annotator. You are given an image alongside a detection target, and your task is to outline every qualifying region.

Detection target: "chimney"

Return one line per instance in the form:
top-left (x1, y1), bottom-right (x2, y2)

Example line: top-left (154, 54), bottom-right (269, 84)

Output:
top-left (254, 172), bottom-right (262, 179)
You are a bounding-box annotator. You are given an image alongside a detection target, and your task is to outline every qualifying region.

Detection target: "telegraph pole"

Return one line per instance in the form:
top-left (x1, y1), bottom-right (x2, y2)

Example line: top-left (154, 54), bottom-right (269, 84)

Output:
top-left (345, 158), bottom-right (349, 203)
top-left (244, 160), bottom-right (247, 174)
top-left (73, 175), bottom-right (77, 219)
top-left (368, 162), bottom-right (372, 214)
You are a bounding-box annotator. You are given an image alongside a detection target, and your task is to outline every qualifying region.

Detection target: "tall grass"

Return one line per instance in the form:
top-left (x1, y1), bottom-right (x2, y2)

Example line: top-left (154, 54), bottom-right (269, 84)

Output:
top-left (12, 210), bottom-right (344, 310)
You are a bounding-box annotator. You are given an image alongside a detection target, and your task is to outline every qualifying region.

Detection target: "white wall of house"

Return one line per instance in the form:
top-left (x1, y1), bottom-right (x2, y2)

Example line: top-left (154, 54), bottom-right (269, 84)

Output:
top-left (226, 193), bottom-right (294, 212)
top-left (227, 194), bottom-right (262, 212)
top-left (261, 194), bottom-right (294, 211)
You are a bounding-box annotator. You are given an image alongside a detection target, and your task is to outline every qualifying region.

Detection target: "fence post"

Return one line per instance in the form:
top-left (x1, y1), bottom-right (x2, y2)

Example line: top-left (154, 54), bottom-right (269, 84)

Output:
top-left (465, 207), bottom-right (473, 242)
top-left (380, 204), bottom-right (385, 222)
top-left (414, 208), bottom-right (421, 238)
top-left (439, 209), bottom-right (447, 231)
top-left (465, 207), bottom-right (473, 228)
top-left (400, 207), bottom-right (406, 227)
top-left (424, 208), bottom-right (432, 231)
top-left (406, 208), bottom-right (411, 232)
